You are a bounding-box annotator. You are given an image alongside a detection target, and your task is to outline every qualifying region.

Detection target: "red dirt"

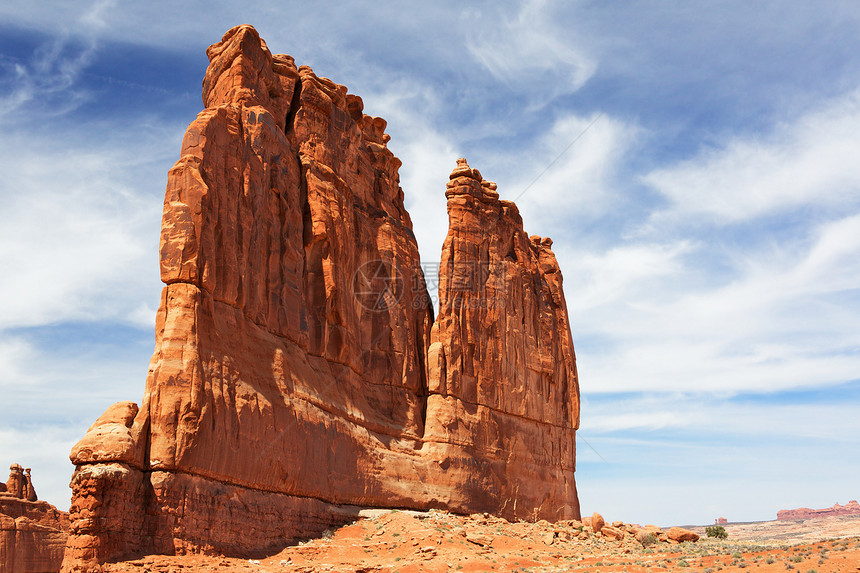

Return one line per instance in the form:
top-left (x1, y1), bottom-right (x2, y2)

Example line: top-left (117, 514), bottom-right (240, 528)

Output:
top-left (100, 510), bottom-right (860, 572)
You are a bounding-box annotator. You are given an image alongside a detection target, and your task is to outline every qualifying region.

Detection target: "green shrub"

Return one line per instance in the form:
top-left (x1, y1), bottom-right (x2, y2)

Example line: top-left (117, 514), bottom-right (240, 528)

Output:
top-left (636, 530), bottom-right (658, 547)
top-left (706, 525), bottom-right (728, 539)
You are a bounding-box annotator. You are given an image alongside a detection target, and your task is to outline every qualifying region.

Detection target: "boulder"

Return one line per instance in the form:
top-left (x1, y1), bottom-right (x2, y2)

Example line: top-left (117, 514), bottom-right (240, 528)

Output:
top-left (666, 527), bottom-right (700, 542)
top-left (601, 525), bottom-right (624, 540)
top-left (591, 512), bottom-right (605, 533)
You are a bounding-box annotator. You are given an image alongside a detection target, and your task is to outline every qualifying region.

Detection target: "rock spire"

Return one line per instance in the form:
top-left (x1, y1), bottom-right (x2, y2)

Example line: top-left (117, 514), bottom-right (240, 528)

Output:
top-left (62, 25), bottom-right (581, 571)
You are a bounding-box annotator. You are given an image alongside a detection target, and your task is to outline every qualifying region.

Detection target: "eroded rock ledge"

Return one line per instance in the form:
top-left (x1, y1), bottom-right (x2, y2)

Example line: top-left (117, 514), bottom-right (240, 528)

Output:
top-left (778, 500), bottom-right (860, 521)
top-left (62, 25), bottom-right (581, 572)
top-left (1, 464), bottom-right (69, 573)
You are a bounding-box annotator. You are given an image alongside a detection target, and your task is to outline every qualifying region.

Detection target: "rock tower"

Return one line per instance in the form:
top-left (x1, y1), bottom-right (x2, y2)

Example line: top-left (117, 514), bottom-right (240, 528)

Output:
top-left (62, 25), bottom-right (581, 571)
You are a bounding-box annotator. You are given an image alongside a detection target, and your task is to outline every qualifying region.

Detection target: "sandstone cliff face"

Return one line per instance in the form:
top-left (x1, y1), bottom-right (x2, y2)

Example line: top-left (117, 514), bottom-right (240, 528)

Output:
top-left (62, 25), bottom-right (580, 571)
top-left (425, 159), bottom-right (579, 517)
top-left (1, 465), bottom-right (69, 573)
top-left (777, 500), bottom-right (860, 521)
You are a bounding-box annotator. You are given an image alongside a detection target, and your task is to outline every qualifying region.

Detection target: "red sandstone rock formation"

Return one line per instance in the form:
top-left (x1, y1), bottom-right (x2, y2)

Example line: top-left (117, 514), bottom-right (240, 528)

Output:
top-left (777, 500), bottom-right (860, 521)
top-left (62, 25), bottom-right (581, 571)
top-left (4, 464), bottom-right (24, 501)
top-left (590, 512), bottom-right (605, 533)
top-left (2, 464), bottom-right (41, 505)
top-left (666, 527), bottom-right (700, 543)
top-left (425, 159), bottom-right (579, 519)
top-left (1, 465), bottom-right (69, 573)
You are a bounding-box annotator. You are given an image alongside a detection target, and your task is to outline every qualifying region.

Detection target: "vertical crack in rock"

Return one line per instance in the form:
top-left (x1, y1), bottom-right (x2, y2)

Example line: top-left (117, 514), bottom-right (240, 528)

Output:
top-left (61, 25), bottom-right (581, 572)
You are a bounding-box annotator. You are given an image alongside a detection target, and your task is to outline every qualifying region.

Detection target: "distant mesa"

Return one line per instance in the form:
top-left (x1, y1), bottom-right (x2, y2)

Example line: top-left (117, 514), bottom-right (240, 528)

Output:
top-left (715, 517), bottom-right (727, 525)
top-left (0, 463), bottom-right (69, 573)
top-left (60, 24), bottom-right (582, 571)
top-left (777, 500), bottom-right (860, 521)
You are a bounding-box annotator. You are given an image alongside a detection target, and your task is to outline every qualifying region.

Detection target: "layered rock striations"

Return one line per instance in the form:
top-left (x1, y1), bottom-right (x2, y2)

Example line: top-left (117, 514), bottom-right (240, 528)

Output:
top-left (1, 464), bottom-right (69, 573)
top-left (777, 500), bottom-right (860, 521)
top-left (62, 25), bottom-right (580, 571)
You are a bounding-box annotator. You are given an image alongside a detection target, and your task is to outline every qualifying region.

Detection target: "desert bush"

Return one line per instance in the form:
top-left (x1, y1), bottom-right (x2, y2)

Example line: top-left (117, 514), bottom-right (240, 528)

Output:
top-left (706, 525), bottom-right (728, 539)
top-left (636, 530), bottom-right (658, 547)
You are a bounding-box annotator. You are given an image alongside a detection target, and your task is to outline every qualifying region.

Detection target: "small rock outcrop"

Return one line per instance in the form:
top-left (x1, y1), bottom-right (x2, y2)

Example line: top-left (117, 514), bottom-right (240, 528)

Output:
top-left (666, 526), bottom-right (700, 543)
top-left (1, 464), bottom-right (69, 573)
top-left (62, 25), bottom-right (581, 571)
top-left (2, 464), bottom-right (39, 504)
top-left (777, 500), bottom-right (860, 521)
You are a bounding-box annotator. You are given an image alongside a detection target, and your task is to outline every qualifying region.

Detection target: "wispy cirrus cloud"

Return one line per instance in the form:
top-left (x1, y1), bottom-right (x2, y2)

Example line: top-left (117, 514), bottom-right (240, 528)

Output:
top-left (0, 337), bottom-right (37, 387)
top-left (510, 112), bottom-right (641, 227)
top-left (0, 120), bottom-right (178, 331)
top-left (465, 0), bottom-right (596, 107)
top-left (568, 211), bottom-right (860, 395)
top-left (550, 88), bottom-right (860, 398)
top-left (0, 0), bottom-right (117, 121)
top-left (0, 37), bottom-right (95, 120)
top-left (642, 89), bottom-right (860, 225)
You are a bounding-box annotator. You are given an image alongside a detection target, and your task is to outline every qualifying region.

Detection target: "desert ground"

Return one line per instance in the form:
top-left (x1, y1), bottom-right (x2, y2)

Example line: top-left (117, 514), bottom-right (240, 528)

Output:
top-left (101, 511), bottom-right (860, 572)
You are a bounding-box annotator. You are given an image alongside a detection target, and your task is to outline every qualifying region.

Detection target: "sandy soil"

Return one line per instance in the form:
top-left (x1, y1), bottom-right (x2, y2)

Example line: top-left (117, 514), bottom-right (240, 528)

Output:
top-left (694, 515), bottom-right (860, 545)
top-left (102, 511), bottom-right (860, 572)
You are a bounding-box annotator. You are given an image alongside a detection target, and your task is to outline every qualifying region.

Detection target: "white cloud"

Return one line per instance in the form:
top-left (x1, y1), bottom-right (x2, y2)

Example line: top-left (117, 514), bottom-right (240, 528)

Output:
top-left (557, 240), bottom-right (693, 313)
top-left (0, 0), bottom-right (117, 122)
top-left (0, 425), bottom-right (78, 511)
top-left (396, 130), bottom-right (459, 307)
top-left (466, 0), bottom-right (596, 105)
top-left (364, 78), bottom-right (466, 308)
top-left (576, 392), bottom-right (860, 524)
top-left (0, 122), bottom-right (174, 331)
top-left (557, 93), bottom-right (860, 396)
top-left (458, 111), bottom-right (641, 242)
top-left (566, 211), bottom-right (860, 395)
top-left (582, 392), bottom-right (860, 441)
top-left (0, 328), bottom-right (154, 439)
top-left (521, 113), bottom-right (637, 208)
top-left (0, 337), bottom-right (37, 387)
top-left (643, 89), bottom-right (860, 224)
top-left (0, 323), bottom-right (154, 513)
top-left (0, 37), bottom-right (95, 120)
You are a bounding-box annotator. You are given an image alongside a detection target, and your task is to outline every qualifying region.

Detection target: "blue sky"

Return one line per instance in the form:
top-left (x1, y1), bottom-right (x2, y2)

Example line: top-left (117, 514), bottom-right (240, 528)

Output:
top-left (1, 1), bottom-right (858, 526)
